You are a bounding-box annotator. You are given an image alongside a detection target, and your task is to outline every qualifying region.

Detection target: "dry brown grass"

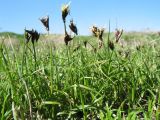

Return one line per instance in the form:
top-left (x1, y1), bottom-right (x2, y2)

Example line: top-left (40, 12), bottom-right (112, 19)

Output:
top-left (0, 36), bottom-right (20, 47)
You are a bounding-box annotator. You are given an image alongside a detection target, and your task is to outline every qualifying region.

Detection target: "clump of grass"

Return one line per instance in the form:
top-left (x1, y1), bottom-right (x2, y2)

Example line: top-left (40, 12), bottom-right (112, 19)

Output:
top-left (1, 32), bottom-right (160, 119)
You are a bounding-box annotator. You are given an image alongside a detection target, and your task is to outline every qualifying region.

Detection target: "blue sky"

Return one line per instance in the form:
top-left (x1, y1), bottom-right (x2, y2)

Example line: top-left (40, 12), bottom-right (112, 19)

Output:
top-left (0, 0), bottom-right (160, 35)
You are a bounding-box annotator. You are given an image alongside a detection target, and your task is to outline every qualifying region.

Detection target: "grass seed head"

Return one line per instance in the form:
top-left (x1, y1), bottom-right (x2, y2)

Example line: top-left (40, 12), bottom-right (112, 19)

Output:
top-left (32, 30), bottom-right (40, 43)
top-left (91, 26), bottom-right (104, 40)
top-left (69, 19), bottom-right (78, 35)
top-left (64, 32), bottom-right (73, 45)
top-left (24, 28), bottom-right (31, 43)
top-left (61, 2), bottom-right (71, 22)
top-left (115, 29), bottom-right (123, 43)
top-left (25, 29), bottom-right (40, 44)
top-left (91, 26), bottom-right (98, 37)
top-left (108, 41), bottom-right (114, 50)
top-left (99, 28), bottom-right (105, 41)
top-left (83, 41), bottom-right (87, 48)
top-left (39, 16), bottom-right (49, 31)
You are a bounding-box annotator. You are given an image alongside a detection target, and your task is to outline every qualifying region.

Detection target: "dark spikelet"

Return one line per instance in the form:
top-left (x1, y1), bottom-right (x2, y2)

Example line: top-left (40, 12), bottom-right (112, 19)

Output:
top-left (25, 29), bottom-right (40, 44)
top-left (115, 29), bottom-right (123, 43)
top-left (91, 26), bottom-right (104, 48)
top-left (61, 2), bottom-right (70, 22)
top-left (83, 41), bottom-right (87, 48)
top-left (32, 30), bottom-right (40, 43)
top-left (24, 29), bottom-right (31, 43)
top-left (69, 19), bottom-right (78, 35)
top-left (99, 28), bottom-right (104, 41)
top-left (91, 26), bottom-right (104, 40)
top-left (108, 41), bottom-right (114, 50)
top-left (40, 16), bottom-right (49, 31)
top-left (64, 33), bottom-right (73, 45)
top-left (91, 26), bottom-right (98, 37)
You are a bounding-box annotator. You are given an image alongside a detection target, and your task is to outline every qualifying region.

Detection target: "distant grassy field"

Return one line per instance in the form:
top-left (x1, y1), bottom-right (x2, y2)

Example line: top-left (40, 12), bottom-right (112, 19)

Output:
top-left (0, 32), bottom-right (160, 119)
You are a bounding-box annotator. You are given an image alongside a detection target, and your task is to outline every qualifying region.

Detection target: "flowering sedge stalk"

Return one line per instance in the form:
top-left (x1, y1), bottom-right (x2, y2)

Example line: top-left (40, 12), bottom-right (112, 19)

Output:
top-left (61, 2), bottom-right (70, 41)
top-left (61, 1), bottom-right (71, 23)
top-left (91, 26), bottom-right (105, 48)
top-left (24, 29), bottom-right (40, 70)
top-left (61, 2), bottom-right (75, 46)
top-left (115, 29), bottom-right (123, 43)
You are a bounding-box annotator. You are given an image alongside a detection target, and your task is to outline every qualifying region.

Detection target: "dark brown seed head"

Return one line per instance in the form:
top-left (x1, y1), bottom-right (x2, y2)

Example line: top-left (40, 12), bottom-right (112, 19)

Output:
top-left (64, 32), bottom-right (73, 45)
top-left (61, 2), bottom-right (70, 22)
top-left (24, 29), bottom-right (31, 43)
top-left (91, 26), bottom-right (98, 37)
top-left (99, 28), bottom-right (104, 41)
top-left (83, 41), bottom-right (87, 48)
top-left (32, 30), bottom-right (40, 43)
top-left (69, 19), bottom-right (78, 35)
top-left (91, 26), bottom-right (104, 40)
top-left (40, 16), bottom-right (49, 31)
top-left (115, 29), bottom-right (123, 43)
top-left (25, 29), bottom-right (40, 44)
top-left (108, 41), bottom-right (114, 50)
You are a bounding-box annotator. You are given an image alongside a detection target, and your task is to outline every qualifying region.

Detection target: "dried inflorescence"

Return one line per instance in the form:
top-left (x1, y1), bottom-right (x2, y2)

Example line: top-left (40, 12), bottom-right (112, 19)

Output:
top-left (91, 26), bottom-right (104, 40)
top-left (61, 2), bottom-right (77, 46)
top-left (115, 29), bottom-right (123, 43)
top-left (64, 32), bottom-right (74, 45)
top-left (24, 29), bottom-right (40, 44)
top-left (39, 16), bottom-right (49, 32)
top-left (69, 19), bottom-right (78, 35)
top-left (91, 26), bottom-right (98, 37)
top-left (61, 2), bottom-right (71, 22)
top-left (91, 26), bottom-right (105, 48)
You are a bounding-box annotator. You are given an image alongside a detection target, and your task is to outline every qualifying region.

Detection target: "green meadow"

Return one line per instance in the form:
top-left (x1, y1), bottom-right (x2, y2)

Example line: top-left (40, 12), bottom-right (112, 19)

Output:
top-left (1, 31), bottom-right (160, 119)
